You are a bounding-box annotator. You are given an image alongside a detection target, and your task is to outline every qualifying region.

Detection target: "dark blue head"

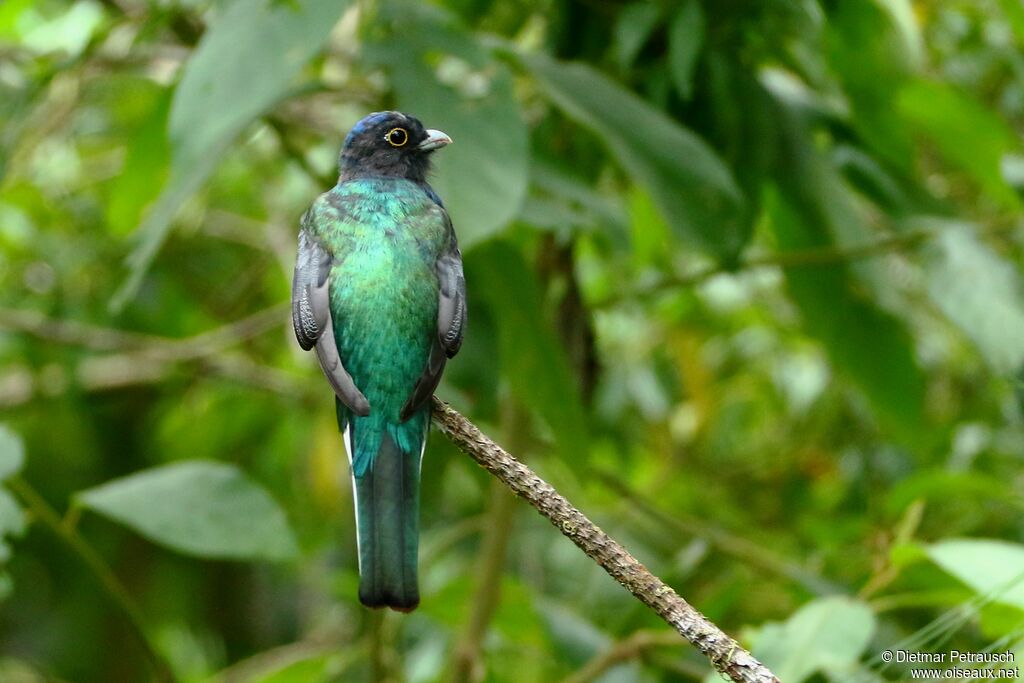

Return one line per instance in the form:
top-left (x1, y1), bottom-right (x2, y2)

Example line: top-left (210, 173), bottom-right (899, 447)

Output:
top-left (338, 111), bottom-right (451, 183)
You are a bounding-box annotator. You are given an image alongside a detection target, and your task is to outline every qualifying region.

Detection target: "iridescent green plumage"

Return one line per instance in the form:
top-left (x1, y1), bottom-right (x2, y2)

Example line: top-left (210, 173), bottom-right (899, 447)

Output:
top-left (305, 179), bottom-right (446, 474)
top-left (291, 112), bottom-right (464, 611)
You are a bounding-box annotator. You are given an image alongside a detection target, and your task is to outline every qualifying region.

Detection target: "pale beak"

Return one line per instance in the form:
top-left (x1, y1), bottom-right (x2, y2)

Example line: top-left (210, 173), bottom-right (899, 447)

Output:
top-left (418, 129), bottom-right (452, 151)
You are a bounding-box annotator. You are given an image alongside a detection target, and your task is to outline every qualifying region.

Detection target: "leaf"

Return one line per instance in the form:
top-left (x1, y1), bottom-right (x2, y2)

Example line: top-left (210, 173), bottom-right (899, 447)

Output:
top-left (111, 0), bottom-right (349, 310)
top-left (0, 425), bottom-right (24, 481)
top-left (368, 4), bottom-right (528, 248)
top-left (751, 596), bottom-right (876, 683)
top-left (998, 0), bottom-right (1024, 46)
top-left (511, 51), bottom-right (748, 258)
top-left (872, 0), bottom-right (924, 69)
top-left (613, 3), bottom-right (662, 70)
top-left (467, 242), bottom-right (588, 461)
top-left (922, 220), bottom-right (1024, 373)
top-left (898, 80), bottom-right (1022, 210)
top-left (106, 87), bottom-right (172, 237)
top-left (76, 461), bottom-right (298, 561)
top-left (826, 0), bottom-right (917, 173)
top-left (667, 0), bottom-right (704, 100)
top-left (927, 539), bottom-right (1024, 611)
top-left (768, 99), bottom-right (928, 446)
top-left (886, 470), bottom-right (1020, 517)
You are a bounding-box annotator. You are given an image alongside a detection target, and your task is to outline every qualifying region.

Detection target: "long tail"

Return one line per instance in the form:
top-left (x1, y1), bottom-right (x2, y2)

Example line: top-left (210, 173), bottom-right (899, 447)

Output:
top-left (340, 399), bottom-right (425, 612)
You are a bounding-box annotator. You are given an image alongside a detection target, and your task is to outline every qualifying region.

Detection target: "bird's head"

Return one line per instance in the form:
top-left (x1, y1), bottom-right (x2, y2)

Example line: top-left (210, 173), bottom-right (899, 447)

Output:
top-left (338, 111), bottom-right (452, 183)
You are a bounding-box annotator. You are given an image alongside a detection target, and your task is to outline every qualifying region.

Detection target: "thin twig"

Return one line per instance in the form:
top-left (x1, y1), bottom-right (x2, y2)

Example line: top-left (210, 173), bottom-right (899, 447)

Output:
top-left (430, 397), bottom-right (780, 683)
top-left (451, 480), bottom-right (517, 682)
top-left (0, 305), bottom-right (307, 408)
top-left (7, 477), bottom-right (176, 683)
top-left (0, 303), bottom-right (288, 361)
top-left (266, 115), bottom-right (337, 189)
top-left (562, 629), bottom-right (691, 683)
top-left (598, 230), bottom-right (932, 308)
top-left (594, 469), bottom-right (840, 596)
top-left (450, 402), bottom-right (526, 682)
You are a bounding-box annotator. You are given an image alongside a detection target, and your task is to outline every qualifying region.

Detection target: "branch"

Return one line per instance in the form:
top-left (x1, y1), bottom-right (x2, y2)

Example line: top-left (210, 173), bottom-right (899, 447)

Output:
top-left (265, 115), bottom-right (337, 190)
top-left (451, 481), bottom-right (517, 682)
top-left (562, 629), bottom-right (695, 683)
top-left (0, 305), bottom-right (312, 409)
top-left (450, 402), bottom-right (526, 682)
top-left (599, 230), bottom-right (930, 308)
top-left (7, 476), bottom-right (176, 683)
top-left (0, 303), bottom-right (288, 361)
top-left (594, 469), bottom-right (841, 596)
top-left (430, 397), bottom-right (780, 683)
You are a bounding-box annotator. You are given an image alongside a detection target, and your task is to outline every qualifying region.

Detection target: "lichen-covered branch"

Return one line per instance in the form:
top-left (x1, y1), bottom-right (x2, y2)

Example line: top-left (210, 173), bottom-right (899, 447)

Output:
top-left (430, 397), bottom-right (780, 683)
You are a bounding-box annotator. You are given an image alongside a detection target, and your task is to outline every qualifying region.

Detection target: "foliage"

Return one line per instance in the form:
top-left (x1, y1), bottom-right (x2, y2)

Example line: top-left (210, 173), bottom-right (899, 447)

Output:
top-left (1, 0), bottom-right (1023, 681)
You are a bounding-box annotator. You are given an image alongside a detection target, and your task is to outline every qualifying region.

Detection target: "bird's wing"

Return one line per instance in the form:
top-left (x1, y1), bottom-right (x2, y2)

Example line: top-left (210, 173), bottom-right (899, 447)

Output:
top-left (400, 211), bottom-right (466, 421)
top-left (291, 212), bottom-right (370, 416)
top-left (436, 212), bottom-right (467, 358)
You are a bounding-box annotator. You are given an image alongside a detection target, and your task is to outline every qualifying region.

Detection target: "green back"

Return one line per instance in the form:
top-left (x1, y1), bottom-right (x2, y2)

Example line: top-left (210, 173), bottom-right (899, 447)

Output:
top-left (307, 178), bottom-right (448, 471)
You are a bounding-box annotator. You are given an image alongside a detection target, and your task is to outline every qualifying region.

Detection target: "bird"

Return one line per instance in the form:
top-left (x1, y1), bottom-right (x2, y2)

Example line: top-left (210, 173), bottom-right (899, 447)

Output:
top-left (291, 111), bottom-right (466, 612)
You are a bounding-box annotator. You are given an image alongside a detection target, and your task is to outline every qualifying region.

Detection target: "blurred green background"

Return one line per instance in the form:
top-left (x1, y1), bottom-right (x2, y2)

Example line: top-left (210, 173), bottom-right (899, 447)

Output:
top-left (1, 0), bottom-right (1024, 681)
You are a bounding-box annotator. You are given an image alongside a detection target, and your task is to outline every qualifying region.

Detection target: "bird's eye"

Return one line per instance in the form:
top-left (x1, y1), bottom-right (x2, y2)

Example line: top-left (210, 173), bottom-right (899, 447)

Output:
top-left (384, 127), bottom-right (409, 147)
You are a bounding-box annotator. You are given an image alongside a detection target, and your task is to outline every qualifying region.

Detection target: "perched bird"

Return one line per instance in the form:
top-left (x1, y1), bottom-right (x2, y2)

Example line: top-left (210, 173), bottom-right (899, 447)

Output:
top-left (291, 112), bottom-right (466, 612)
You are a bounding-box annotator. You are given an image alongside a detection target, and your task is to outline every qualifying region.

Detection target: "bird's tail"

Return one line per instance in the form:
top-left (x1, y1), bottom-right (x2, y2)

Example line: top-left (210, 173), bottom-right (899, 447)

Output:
top-left (341, 399), bottom-right (425, 612)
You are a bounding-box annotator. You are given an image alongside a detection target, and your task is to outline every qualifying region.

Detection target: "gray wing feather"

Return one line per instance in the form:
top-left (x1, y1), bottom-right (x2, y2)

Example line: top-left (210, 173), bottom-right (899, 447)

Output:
top-left (400, 216), bottom-right (466, 421)
top-left (291, 225), bottom-right (370, 416)
top-left (436, 245), bottom-right (467, 358)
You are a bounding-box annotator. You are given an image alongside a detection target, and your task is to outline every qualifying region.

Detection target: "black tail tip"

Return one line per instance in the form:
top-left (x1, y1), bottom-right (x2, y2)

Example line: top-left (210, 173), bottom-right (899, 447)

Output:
top-left (359, 588), bottom-right (420, 613)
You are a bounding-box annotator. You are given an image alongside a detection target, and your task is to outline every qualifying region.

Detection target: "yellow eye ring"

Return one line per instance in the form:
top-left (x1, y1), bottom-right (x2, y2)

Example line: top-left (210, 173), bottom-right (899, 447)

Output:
top-left (384, 127), bottom-right (409, 147)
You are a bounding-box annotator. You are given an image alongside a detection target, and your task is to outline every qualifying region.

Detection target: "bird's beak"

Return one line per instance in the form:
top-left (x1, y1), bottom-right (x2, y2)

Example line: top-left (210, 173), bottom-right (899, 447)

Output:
top-left (418, 129), bottom-right (452, 151)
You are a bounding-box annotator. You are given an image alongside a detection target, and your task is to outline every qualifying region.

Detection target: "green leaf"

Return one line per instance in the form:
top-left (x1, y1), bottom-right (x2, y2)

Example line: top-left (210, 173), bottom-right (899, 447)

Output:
top-left (0, 426), bottom-right (24, 481)
top-left (111, 0), bottom-right (349, 310)
top-left (998, 0), bottom-right (1024, 46)
top-left (886, 470), bottom-right (1020, 517)
top-left (106, 87), bottom-right (171, 237)
top-left (512, 51), bottom-right (747, 257)
top-left (467, 242), bottom-right (588, 461)
top-left (768, 101), bottom-right (928, 446)
top-left (76, 461), bottom-right (298, 561)
top-left (826, 0), bottom-right (917, 173)
top-left (667, 0), bottom-right (704, 100)
top-left (613, 3), bottom-right (662, 70)
top-left (368, 5), bottom-right (528, 249)
top-left (751, 596), bottom-right (876, 683)
top-left (898, 80), bottom-right (1021, 210)
top-left (927, 539), bottom-right (1024, 611)
top-left (922, 220), bottom-right (1024, 373)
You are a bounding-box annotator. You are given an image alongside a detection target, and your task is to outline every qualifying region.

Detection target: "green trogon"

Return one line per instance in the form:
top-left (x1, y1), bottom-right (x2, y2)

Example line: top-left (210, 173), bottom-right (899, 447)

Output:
top-left (291, 111), bottom-right (466, 611)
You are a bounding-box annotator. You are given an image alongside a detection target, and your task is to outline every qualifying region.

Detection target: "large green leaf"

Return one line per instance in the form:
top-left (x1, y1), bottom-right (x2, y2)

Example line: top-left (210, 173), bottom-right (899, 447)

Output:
top-left (898, 80), bottom-right (1021, 210)
top-left (512, 51), bottom-right (747, 258)
top-left (76, 461), bottom-right (298, 561)
top-left (105, 87), bottom-right (172, 237)
top-left (769, 99), bottom-right (928, 446)
top-left (111, 0), bottom-right (349, 310)
top-left (467, 242), bottom-right (588, 461)
top-left (0, 425), bottom-right (24, 481)
top-left (750, 596), bottom-right (876, 683)
top-left (927, 539), bottom-right (1024, 611)
top-left (667, 0), bottom-right (704, 101)
top-left (922, 220), bottom-right (1024, 373)
top-left (367, 4), bottom-right (528, 249)
top-left (826, 0), bottom-right (917, 173)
